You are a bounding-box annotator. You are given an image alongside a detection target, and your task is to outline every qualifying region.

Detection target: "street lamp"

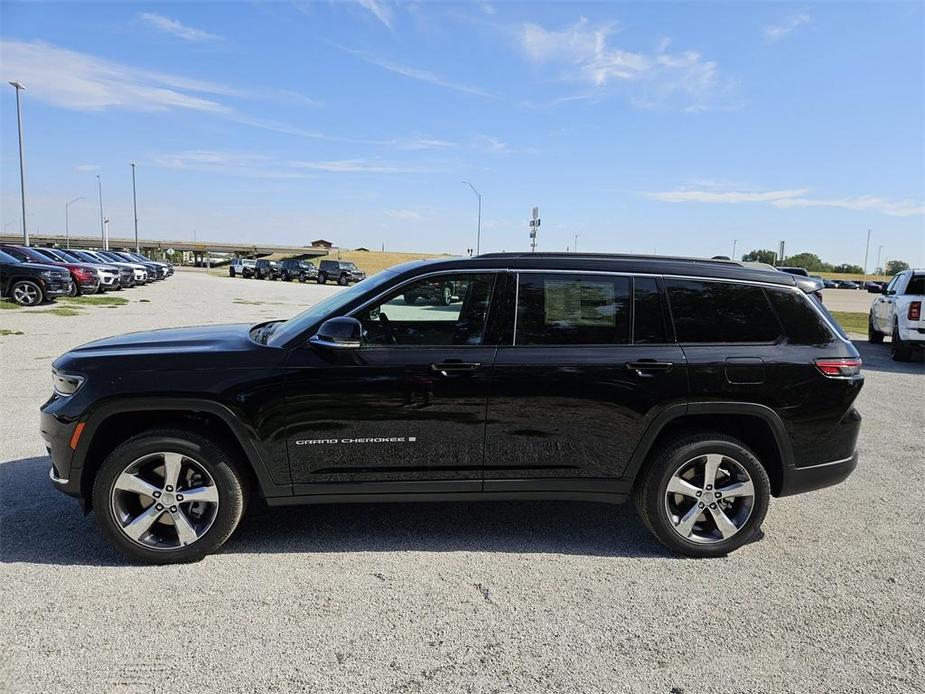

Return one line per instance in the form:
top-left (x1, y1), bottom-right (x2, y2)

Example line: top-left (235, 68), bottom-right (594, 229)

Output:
top-left (130, 163), bottom-right (139, 253)
top-left (96, 175), bottom-right (105, 249)
top-left (65, 197), bottom-right (85, 248)
top-left (9, 81), bottom-right (27, 244)
top-left (461, 181), bottom-right (482, 256)
top-left (103, 218), bottom-right (110, 250)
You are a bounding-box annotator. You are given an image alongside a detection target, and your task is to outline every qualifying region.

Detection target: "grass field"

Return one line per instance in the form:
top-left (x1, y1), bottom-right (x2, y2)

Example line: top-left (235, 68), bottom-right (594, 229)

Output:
top-left (832, 311), bottom-right (868, 335)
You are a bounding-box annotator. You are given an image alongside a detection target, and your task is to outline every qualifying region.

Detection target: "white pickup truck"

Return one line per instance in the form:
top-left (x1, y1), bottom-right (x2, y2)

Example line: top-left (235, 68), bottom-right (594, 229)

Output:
top-left (868, 269), bottom-right (924, 361)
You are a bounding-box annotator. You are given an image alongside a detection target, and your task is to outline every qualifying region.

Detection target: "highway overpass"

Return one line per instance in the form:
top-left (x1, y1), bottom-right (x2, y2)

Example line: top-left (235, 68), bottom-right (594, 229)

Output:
top-left (0, 233), bottom-right (330, 258)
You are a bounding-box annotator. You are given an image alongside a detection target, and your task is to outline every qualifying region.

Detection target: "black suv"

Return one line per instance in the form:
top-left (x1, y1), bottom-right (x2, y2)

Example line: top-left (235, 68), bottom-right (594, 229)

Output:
top-left (43, 254), bottom-right (862, 564)
top-left (254, 259), bottom-right (281, 280)
top-left (318, 260), bottom-right (365, 285)
top-left (279, 258), bottom-right (319, 283)
top-left (1, 249), bottom-right (73, 305)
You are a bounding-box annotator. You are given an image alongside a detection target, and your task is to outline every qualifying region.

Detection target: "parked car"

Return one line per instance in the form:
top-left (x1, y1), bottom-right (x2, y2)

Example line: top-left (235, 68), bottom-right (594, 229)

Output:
top-left (777, 266), bottom-right (809, 277)
top-left (402, 278), bottom-right (463, 305)
top-left (97, 250), bottom-right (157, 282)
top-left (0, 245), bottom-right (100, 297)
top-left (72, 250), bottom-right (140, 287)
top-left (822, 278), bottom-right (837, 289)
top-left (229, 258), bottom-right (256, 278)
top-left (0, 249), bottom-right (73, 306)
top-left (833, 279), bottom-right (860, 290)
top-left (864, 281), bottom-right (887, 293)
top-left (868, 269), bottom-right (924, 361)
top-left (111, 251), bottom-right (168, 280)
top-left (317, 260), bottom-right (366, 285)
top-left (124, 251), bottom-right (173, 277)
top-left (44, 253), bottom-right (863, 564)
top-left (279, 259), bottom-right (319, 283)
top-left (254, 259), bottom-right (282, 280)
top-left (52, 249), bottom-right (124, 290)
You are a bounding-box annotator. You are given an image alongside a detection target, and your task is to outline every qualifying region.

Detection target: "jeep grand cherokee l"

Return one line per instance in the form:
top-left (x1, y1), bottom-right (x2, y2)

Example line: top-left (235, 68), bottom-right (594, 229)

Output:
top-left (1, 249), bottom-right (73, 305)
top-left (43, 253), bottom-right (862, 564)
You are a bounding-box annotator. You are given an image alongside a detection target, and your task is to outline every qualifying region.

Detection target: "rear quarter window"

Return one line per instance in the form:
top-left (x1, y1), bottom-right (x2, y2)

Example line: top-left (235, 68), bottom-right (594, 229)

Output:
top-left (905, 275), bottom-right (924, 295)
top-left (665, 279), bottom-right (782, 343)
top-left (765, 288), bottom-right (835, 344)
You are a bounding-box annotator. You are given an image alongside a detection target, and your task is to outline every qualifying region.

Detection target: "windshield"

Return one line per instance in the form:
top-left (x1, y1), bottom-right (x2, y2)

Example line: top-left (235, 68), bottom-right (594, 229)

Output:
top-left (267, 270), bottom-right (397, 346)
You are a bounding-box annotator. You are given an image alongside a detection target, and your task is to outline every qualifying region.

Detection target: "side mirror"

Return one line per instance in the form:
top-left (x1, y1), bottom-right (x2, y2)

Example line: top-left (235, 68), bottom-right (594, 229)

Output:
top-left (309, 316), bottom-right (363, 349)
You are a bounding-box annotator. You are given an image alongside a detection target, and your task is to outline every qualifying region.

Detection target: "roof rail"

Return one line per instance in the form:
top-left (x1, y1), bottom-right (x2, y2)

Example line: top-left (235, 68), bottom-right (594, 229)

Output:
top-left (475, 251), bottom-right (744, 267)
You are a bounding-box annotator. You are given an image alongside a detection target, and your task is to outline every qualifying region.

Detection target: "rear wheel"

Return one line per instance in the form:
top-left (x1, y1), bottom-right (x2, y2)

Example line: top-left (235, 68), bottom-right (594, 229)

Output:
top-left (10, 280), bottom-right (43, 306)
top-left (229, 267), bottom-right (236, 278)
top-left (633, 433), bottom-right (770, 557)
top-left (891, 321), bottom-right (913, 361)
top-left (92, 429), bottom-right (247, 564)
top-left (868, 314), bottom-right (884, 344)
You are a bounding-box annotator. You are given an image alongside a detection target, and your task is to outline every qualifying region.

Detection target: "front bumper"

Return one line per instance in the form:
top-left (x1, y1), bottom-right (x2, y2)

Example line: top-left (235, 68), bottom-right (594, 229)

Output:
top-left (41, 407), bottom-right (83, 498)
top-left (45, 279), bottom-right (73, 298)
top-left (77, 278), bottom-right (100, 293)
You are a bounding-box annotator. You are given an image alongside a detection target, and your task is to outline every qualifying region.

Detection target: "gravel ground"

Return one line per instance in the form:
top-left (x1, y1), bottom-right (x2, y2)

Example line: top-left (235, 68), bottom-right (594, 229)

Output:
top-left (1, 269), bottom-right (923, 694)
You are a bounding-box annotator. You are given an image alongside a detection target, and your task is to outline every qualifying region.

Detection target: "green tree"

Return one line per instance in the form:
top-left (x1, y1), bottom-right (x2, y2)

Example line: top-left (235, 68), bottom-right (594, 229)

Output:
top-left (781, 252), bottom-right (828, 272)
top-left (886, 259), bottom-right (910, 275)
top-left (832, 263), bottom-right (864, 274)
top-left (741, 249), bottom-right (777, 264)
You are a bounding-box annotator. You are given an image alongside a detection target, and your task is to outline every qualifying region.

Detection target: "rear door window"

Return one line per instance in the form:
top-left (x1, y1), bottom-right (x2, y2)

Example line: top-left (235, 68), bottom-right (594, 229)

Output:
top-left (633, 276), bottom-right (668, 343)
top-left (515, 274), bottom-right (630, 345)
top-left (665, 279), bottom-right (782, 343)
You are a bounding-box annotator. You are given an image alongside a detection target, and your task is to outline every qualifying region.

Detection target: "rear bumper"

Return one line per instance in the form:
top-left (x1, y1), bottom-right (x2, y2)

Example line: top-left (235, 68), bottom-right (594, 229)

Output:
top-left (778, 450), bottom-right (858, 497)
top-left (898, 325), bottom-right (925, 343)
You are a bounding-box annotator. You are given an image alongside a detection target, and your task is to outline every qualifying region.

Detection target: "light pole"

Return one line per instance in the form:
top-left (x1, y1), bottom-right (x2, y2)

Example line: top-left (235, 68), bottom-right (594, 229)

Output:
top-left (863, 228), bottom-right (871, 275)
top-left (130, 162), bottom-right (139, 253)
top-left (9, 81), bottom-right (28, 245)
top-left (96, 175), bottom-right (106, 248)
top-left (574, 234), bottom-right (579, 253)
top-left (876, 245), bottom-right (884, 274)
top-left (103, 218), bottom-right (110, 250)
top-left (732, 239), bottom-right (738, 259)
top-left (65, 197), bottom-right (84, 248)
top-left (461, 181), bottom-right (481, 256)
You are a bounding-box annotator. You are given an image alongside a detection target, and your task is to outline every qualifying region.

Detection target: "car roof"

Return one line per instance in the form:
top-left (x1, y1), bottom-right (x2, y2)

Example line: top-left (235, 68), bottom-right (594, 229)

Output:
top-left (385, 253), bottom-right (799, 287)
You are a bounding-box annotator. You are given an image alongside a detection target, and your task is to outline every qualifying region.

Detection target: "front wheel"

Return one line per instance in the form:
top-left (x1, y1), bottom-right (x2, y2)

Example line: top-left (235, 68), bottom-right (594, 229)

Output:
top-left (868, 315), bottom-right (884, 344)
top-left (67, 281), bottom-right (79, 298)
top-left (92, 429), bottom-right (247, 564)
top-left (229, 268), bottom-right (236, 278)
top-left (338, 274), bottom-right (349, 286)
top-left (10, 280), bottom-right (44, 306)
top-left (633, 433), bottom-right (770, 558)
top-left (317, 273), bottom-right (327, 285)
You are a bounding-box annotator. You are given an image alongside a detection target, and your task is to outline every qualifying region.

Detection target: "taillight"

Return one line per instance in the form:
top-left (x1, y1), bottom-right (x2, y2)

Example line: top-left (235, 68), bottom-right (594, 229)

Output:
top-left (909, 301), bottom-right (921, 321)
top-left (814, 358), bottom-right (862, 378)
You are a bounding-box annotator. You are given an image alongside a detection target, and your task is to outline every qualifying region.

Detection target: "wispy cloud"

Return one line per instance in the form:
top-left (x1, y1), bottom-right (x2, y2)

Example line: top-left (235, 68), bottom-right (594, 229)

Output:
top-left (472, 134), bottom-right (510, 154)
top-left (518, 18), bottom-right (734, 112)
top-left (139, 12), bottom-right (222, 42)
top-left (290, 159), bottom-right (432, 173)
top-left (355, 0), bottom-right (394, 30)
top-left (648, 187), bottom-right (924, 217)
top-left (764, 12), bottom-right (811, 41)
top-left (152, 150), bottom-right (314, 179)
top-left (74, 164), bottom-right (101, 172)
top-left (343, 48), bottom-right (494, 98)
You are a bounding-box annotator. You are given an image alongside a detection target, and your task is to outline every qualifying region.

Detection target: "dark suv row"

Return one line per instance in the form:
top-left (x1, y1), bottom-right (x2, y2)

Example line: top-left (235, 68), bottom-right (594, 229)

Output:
top-left (0, 249), bottom-right (73, 305)
top-left (43, 253), bottom-right (862, 564)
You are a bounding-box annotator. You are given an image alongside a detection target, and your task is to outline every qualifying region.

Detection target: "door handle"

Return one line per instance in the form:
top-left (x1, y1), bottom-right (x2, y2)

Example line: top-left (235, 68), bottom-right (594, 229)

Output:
top-left (626, 360), bottom-right (674, 377)
top-left (431, 361), bottom-right (481, 374)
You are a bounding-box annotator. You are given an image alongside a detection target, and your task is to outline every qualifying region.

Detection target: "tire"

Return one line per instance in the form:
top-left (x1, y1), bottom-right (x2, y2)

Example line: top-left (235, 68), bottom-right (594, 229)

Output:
top-left (633, 432), bottom-right (770, 558)
top-left (92, 428), bottom-right (248, 565)
top-left (891, 321), bottom-right (913, 362)
top-left (10, 280), bottom-right (43, 306)
top-left (230, 268), bottom-right (236, 278)
top-left (317, 273), bottom-right (327, 285)
top-left (67, 281), bottom-right (79, 298)
top-left (868, 315), bottom-right (884, 344)
top-left (338, 274), bottom-right (349, 286)
top-left (282, 272), bottom-right (291, 282)
top-left (403, 294), bottom-right (417, 305)
top-left (298, 273), bottom-right (306, 284)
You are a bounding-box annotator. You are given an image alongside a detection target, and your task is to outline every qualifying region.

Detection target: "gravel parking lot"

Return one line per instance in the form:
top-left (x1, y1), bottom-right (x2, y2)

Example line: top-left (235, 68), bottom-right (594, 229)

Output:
top-left (1, 269), bottom-right (923, 694)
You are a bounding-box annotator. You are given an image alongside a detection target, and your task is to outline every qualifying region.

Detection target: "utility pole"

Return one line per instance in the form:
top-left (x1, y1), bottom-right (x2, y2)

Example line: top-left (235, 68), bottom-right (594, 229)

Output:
top-left (9, 81), bottom-right (28, 245)
top-left (130, 163), bottom-right (139, 253)
top-left (876, 245), bottom-right (884, 274)
top-left (103, 218), bottom-right (110, 250)
top-left (65, 197), bottom-right (84, 249)
top-left (574, 233), bottom-right (579, 253)
top-left (863, 228), bottom-right (871, 275)
top-left (96, 175), bottom-right (105, 248)
top-left (461, 181), bottom-right (482, 255)
top-left (732, 239), bottom-right (737, 259)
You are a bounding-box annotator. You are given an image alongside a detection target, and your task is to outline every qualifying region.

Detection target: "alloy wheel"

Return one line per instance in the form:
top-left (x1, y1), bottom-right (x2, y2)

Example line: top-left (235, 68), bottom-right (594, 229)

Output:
top-left (110, 451), bottom-right (220, 550)
top-left (664, 453), bottom-right (755, 544)
top-left (12, 282), bottom-right (41, 306)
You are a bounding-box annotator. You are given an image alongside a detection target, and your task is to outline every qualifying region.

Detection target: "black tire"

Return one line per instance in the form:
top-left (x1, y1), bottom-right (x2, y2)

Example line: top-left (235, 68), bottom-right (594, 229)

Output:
top-left (92, 428), bottom-right (247, 565)
top-left (338, 274), bottom-right (349, 286)
top-left (891, 321), bottom-right (913, 361)
top-left (67, 281), bottom-right (79, 298)
top-left (317, 273), bottom-right (327, 285)
top-left (282, 272), bottom-right (291, 282)
top-left (633, 432), bottom-right (770, 558)
top-left (298, 273), bottom-right (306, 283)
top-left (868, 315), bottom-right (884, 344)
top-left (10, 279), bottom-right (44, 306)
top-left (229, 268), bottom-right (236, 278)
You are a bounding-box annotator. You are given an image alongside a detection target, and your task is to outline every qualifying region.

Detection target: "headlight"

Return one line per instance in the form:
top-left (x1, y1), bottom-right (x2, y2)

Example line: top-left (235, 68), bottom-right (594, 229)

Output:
top-left (40, 270), bottom-right (54, 279)
top-left (52, 369), bottom-right (85, 397)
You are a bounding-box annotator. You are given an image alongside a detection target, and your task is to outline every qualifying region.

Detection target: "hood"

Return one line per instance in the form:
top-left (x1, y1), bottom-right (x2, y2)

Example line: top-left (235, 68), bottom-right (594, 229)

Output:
top-left (11, 261), bottom-right (69, 274)
top-left (63, 323), bottom-right (256, 360)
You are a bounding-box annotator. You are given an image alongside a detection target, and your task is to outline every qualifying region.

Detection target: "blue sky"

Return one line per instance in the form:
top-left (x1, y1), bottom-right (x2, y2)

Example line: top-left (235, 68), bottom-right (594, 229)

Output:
top-left (1, 1), bottom-right (923, 267)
